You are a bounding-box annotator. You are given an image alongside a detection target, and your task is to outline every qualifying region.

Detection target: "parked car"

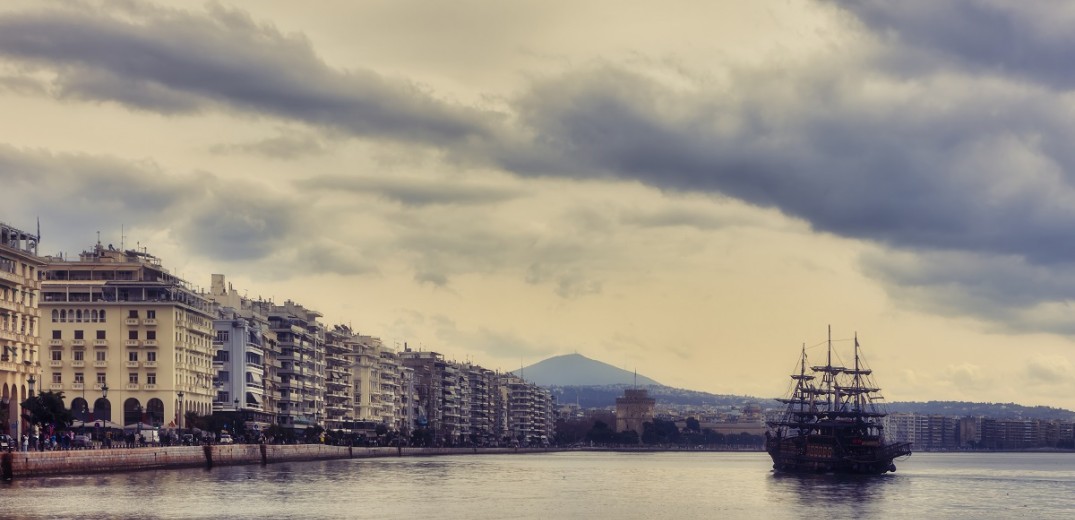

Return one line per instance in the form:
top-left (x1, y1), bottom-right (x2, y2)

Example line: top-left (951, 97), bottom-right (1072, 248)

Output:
top-left (0, 434), bottom-right (12, 450)
top-left (72, 434), bottom-right (93, 449)
top-left (218, 433), bottom-right (233, 444)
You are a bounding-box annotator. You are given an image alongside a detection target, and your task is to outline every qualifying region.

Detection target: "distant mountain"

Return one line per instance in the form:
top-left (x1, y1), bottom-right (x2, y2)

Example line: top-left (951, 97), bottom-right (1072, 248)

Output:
top-left (512, 353), bottom-right (661, 386)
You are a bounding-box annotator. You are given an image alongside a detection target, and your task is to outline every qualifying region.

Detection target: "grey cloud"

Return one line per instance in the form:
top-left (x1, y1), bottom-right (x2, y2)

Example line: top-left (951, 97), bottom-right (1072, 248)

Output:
top-left (211, 133), bottom-right (328, 160)
top-left (840, 0), bottom-right (1075, 89)
top-left (863, 250), bottom-right (1075, 334)
top-left (0, 4), bottom-right (497, 145)
top-left (298, 175), bottom-right (524, 206)
top-left (0, 145), bottom-right (318, 270)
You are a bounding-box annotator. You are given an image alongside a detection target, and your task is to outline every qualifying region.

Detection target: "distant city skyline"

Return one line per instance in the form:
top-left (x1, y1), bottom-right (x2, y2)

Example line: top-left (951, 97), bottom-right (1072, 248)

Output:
top-left (2, 1), bottom-right (1074, 408)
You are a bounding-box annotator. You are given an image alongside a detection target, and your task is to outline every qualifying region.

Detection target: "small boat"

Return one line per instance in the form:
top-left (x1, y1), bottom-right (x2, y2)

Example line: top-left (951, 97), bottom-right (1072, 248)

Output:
top-left (765, 327), bottom-right (911, 474)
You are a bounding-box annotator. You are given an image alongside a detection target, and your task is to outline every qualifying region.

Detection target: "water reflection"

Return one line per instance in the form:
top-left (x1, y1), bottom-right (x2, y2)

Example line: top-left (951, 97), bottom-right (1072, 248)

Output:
top-left (767, 471), bottom-right (907, 518)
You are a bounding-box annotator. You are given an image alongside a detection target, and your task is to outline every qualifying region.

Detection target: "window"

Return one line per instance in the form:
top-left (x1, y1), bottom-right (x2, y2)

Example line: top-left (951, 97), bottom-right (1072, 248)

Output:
top-left (96, 330), bottom-right (106, 340)
top-left (52, 373), bottom-right (61, 384)
top-left (147, 373), bottom-right (156, 385)
top-left (99, 310), bottom-right (106, 322)
top-left (74, 330), bottom-right (84, 340)
top-left (146, 330), bottom-right (156, 340)
top-left (73, 351), bottom-right (84, 361)
top-left (128, 330), bottom-right (138, 340)
top-left (216, 330), bottom-right (230, 342)
top-left (96, 373), bottom-right (106, 384)
top-left (95, 351), bottom-right (106, 362)
top-left (50, 351), bottom-right (61, 361)
top-left (128, 310), bottom-right (138, 318)
top-left (51, 330), bottom-right (61, 340)
top-left (147, 310), bottom-right (156, 319)
top-left (128, 351), bottom-right (138, 362)
top-left (146, 351), bottom-right (156, 362)
top-left (74, 372), bottom-right (84, 384)
top-left (128, 372), bottom-right (138, 384)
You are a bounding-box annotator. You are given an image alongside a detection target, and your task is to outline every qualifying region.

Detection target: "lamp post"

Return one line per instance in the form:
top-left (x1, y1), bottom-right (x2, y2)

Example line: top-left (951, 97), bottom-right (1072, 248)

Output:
top-left (176, 391), bottom-right (184, 431)
top-left (135, 404), bottom-right (143, 446)
top-left (234, 398), bottom-right (241, 437)
top-left (27, 375), bottom-right (35, 397)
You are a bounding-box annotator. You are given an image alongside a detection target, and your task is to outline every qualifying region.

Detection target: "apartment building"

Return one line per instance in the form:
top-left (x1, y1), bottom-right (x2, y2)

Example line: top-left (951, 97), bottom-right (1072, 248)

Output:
top-left (0, 221), bottom-right (44, 438)
top-left (41, 244), bottom-right (215, 429)
top-left (206, 275), bottom-right (279, 432)
top-left (347, 333), bottom-right (407, 431)
top-left (251, 300), bottom-right (325, 434)
top-left (499, 373), bottom-right (554, 447)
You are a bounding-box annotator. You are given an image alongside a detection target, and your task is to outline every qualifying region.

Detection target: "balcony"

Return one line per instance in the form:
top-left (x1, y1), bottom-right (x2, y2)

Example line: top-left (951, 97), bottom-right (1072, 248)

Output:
top-left (144, 384), bottom-right (157, 390)
top-left (71, 339), bottom-right (86, 347)
top-left (94, 339), bottom-right (108, 347)
top-left (143, 318), bottom-right (157, 326)
top-left (72, 383), bottom-right (84, 391)
top-left (93, 361), bottom-right (108, 368)
top-left (125, 383), bottom-right (139, 390)
top-left (125, 318), bottom-right (139, 326)
top-left (48, 339), bottom-right (63, 347)
top-left (143, 340), bottom-right (158, 347)
top-left (49, 360), bottom-right (62, 367)
top-left (126, 361), bottom-right (139, 368)
top-left (125, 340), bottom-right (140, 347)
top-left (143, 361), bottom-right (157, 368)
top-left (49, 383), bottom-right (63, 391)
top-left (72, 360), bottom-right (85, 368)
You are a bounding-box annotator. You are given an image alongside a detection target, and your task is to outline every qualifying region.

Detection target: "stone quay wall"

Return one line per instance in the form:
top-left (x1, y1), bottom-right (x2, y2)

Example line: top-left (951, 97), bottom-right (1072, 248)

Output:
top-left (1, 445), bottom-right (552, 479)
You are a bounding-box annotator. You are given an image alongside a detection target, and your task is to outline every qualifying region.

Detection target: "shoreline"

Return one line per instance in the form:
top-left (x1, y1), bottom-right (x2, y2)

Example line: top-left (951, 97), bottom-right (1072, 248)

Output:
top-left (1, 445), bottom-right (559, 479)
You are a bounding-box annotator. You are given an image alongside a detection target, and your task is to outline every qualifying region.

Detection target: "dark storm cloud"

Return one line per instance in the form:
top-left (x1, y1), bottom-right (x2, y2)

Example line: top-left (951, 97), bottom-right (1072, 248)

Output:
top-left (0, 4), bottom-right (497, 145)
top-left (504, 65), bottom-right (1075, 266)
top-left (840, 0), bottom-right (1075, 89)
top-left (7, 1), bottom-right (1075, 330)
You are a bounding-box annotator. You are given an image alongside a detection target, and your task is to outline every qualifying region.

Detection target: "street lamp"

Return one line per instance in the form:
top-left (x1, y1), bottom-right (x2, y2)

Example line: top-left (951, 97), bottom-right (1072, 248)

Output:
top-left (135, 404), bottom-right (143, 445)
top-left (176, 391), bottom-right (184, 431)
top-left (27, 375), bottom-right (35, 397)
top-left (234, 398), bottom-right (241, 437)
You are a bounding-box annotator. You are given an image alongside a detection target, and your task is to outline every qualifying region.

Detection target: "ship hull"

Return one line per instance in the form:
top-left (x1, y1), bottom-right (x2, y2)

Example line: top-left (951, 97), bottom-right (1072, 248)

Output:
top-left (766, 438), bottom-right (911, 475)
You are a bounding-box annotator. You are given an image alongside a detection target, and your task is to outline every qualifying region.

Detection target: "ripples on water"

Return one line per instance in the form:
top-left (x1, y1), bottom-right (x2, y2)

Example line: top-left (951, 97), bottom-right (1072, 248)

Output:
top-left (5, 452), bottom-right (1075, 519)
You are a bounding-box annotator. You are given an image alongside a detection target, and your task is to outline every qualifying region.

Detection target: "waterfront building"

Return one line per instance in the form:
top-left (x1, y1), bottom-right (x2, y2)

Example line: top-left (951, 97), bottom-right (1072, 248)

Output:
top-left (251, 299), bottom-right (325, 435)
top-left (614, 388), bottom-right (655, 438)
top-left (206, 275), bottom-right (278, 432)
top-left (347, 333), bottom-right (405, 431)
top-left (465, 364), bottom-right (497, 445)
top-left (323, 326), bottom-right (354, 432)
top-left (499, 373), bottom-right (553, 446)
top-left (400, 349), bottom-right (448, 442)
top-left (40, 243), bottom-right (216, 429)
top-left (0, 221), bottom-right (44, 439)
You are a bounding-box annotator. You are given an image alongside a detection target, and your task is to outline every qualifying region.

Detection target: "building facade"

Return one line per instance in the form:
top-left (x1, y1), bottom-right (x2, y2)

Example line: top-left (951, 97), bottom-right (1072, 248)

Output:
top-left (41, 244), bottom-right (215, 430)
top-left (0, 221), bottom-right (44, 439)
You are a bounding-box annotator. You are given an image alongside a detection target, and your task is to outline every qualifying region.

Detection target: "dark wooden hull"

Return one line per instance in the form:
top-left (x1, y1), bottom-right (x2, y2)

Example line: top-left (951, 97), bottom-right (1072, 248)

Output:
top-left (766, 437), bottom-right (911, 475)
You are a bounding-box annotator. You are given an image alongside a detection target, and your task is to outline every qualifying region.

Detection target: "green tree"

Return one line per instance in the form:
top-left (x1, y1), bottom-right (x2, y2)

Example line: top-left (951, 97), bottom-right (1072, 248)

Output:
top-left (21, 391), bottom-right (74, 432)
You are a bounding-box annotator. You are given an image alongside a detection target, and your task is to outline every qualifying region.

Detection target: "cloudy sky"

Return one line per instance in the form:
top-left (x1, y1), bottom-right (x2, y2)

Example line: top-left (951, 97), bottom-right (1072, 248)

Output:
top-left (2, 0), bottom-right (1075, 408)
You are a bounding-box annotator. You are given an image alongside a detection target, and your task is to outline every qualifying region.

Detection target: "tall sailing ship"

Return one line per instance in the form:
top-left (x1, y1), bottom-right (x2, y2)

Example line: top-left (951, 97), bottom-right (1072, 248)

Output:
top-left (765, 328), bottom-right (911, 474)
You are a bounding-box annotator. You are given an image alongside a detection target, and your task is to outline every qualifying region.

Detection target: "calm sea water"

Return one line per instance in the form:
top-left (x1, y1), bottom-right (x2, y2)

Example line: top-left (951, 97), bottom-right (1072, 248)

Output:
top-left (4, 451), bottom-right (1074, 519)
